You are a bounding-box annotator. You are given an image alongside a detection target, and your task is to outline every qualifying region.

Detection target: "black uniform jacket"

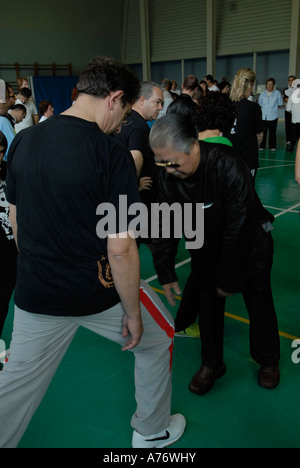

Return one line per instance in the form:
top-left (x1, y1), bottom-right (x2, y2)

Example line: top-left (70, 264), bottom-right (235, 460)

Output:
top-left (152, 141), bottom-right (274, 294)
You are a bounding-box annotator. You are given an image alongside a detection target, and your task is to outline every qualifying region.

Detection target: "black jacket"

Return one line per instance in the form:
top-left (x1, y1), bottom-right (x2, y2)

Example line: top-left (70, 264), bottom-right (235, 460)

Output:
top-left (152, 141), bottom-right (274, 293)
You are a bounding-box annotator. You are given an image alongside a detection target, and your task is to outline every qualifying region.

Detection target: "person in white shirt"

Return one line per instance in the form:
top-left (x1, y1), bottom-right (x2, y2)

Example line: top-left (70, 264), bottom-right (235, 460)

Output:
top-left (38, 100), bottom-right (54, 123)
top-left (15, 88), bottom-right (39, 133)
top-left (283, 75), bottom-right (296, 150)
top-left (204, 75), bottom-right (219, 92)
top-left (157, 79), bottom-right (172, 118)
top-left (258, 78), bottom-right (283, 151)
top-left (286, 79), bottom-right (300, 152)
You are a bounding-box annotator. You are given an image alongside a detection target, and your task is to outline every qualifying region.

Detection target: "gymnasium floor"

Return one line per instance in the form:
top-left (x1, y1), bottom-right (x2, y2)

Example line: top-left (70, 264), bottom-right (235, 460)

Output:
top-left (2, 122), bottom-right (300, 448)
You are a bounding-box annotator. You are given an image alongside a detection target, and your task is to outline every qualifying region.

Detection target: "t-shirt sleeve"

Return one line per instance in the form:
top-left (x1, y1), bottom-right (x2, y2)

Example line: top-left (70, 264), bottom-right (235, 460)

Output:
top-left (127, 126), bottom-right (149, 154)
top-left (105, 143), bottom-right (142, 235)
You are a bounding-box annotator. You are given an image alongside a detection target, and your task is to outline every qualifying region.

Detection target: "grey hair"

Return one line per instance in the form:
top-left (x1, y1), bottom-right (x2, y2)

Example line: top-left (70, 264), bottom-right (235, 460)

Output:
top-left (149, 114), bottom-right (198, 154)
top-left (137, 81), bottom-right (162, 101)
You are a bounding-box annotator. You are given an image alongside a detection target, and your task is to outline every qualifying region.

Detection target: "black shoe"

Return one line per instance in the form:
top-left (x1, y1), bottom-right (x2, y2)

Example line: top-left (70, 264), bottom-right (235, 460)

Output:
top-left (189, 363), bottom-right (226, 395)
top-left (258, 365), bottom-right (280, 389)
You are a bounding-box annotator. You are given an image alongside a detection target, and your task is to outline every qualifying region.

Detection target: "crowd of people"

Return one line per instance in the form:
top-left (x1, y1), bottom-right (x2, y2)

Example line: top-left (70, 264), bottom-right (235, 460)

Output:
top-left (0, 58), bottom-right (299, 449)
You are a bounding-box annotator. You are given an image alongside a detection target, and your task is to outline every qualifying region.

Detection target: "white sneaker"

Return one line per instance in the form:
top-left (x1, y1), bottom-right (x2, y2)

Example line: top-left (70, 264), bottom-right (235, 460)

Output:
top-left (132, 414), bottom-right (186, 448)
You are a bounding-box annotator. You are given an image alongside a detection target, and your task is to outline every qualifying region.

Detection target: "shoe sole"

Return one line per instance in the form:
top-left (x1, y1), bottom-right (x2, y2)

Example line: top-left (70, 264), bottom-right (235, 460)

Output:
top-left (189, 365), bottom-right (227, 395)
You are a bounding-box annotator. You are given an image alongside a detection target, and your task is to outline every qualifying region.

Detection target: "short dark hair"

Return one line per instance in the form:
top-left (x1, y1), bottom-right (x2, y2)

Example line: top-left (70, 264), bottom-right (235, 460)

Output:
top-left (167, 94), bottom-right (198, 128)
top-left (13, 103), bottom-right (27, 115)
top-left (76, 56), bottom-right (140, 107)
top-left (205, 75), bottom-right (214, 83)
top-left (20, 87), bottom-right (32, 98)
top-left (196, 92), bottom-right (236, 134)
top-left (266, 77), bottom-right (276, 85)
top-left (39, 100), bottom-right (53, 115)
top-left (182, 75), bottom-right (199, 91)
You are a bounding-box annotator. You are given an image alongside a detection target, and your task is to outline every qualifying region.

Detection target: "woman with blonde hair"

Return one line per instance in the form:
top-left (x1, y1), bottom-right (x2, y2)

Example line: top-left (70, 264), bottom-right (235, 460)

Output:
top-left (226, 67), bottom-right (264, 178)
top-left (230, 67), bottom-right (256, 102)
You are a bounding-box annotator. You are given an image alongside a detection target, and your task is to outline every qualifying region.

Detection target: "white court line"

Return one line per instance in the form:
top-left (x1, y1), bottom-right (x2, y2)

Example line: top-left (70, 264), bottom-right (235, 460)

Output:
top-left (258, 163), bottom-right (295, 170)
top-left (259, 158), bottom-right (295, 163)
top-left (145, 257), bottom-right (191, 283)
top-left (264, 205), bottom-right (299, 214)
top-left (273, 202), bottom-right (300, 218)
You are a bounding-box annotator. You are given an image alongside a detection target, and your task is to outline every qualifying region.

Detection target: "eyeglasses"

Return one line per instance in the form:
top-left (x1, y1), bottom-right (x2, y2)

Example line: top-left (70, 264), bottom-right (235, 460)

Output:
top-left (8, 95), bottom-right (15, 99)
top-left (155, 161), bottom-right (180, 168)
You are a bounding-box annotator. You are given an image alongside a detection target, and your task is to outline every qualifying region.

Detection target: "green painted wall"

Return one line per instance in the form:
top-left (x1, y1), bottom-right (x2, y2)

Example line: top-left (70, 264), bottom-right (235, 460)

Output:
top-left (0, 0), bottom-right (123, 82)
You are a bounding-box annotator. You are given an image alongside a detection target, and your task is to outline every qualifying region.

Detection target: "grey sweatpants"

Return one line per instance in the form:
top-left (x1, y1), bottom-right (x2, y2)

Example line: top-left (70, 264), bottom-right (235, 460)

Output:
top-left (0, 280), bottom-right (174, 448)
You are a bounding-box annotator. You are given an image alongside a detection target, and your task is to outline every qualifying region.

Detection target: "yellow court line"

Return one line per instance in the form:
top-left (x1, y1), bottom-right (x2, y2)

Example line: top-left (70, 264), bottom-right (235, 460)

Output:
top-left (151, 287), bottom-right (300, 342)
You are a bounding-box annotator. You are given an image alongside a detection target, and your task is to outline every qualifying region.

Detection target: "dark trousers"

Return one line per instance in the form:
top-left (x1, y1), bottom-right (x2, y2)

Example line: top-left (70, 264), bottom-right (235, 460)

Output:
top-left (175, 233), bottom-right (280, 369)
top-left (285, 111), bottom-right (293, 143)
top-left (290, 122), bottom-right (300, 148)
top-left (0, 265), bottom-right (17, 338)
top-left (261, 119), bottom-right (278, 149)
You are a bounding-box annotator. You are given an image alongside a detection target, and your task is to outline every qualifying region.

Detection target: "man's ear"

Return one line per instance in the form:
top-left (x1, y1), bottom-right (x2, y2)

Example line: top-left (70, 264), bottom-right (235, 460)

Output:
top-left (138, 96), bottom-right (146, 106)
top-left (108, 90), bottom-right (124, 110)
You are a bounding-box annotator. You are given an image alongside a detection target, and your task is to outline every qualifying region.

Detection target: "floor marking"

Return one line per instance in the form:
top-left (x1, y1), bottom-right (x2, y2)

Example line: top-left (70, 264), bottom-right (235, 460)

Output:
top-left (258, 163), bottom-right (295, 170)
top-left (264, 205), bottom-right (299, 214)
top-left (274, 202), bottom-right (300, 218)
top-left (145, 257), bottom-right (191, 284)
top-left (259, 158), bottom-right (296, 163)
top-left (149, 287), bottom-right (300, 342)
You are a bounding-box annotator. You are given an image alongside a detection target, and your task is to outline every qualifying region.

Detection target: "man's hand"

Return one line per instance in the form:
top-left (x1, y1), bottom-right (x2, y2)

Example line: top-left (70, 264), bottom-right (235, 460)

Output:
top-left (163, 282), bottom-right (182, 306)
top-left (122, 314), bottom-right (144, 351)
top-left (139, 176), bottom-right (153, 191)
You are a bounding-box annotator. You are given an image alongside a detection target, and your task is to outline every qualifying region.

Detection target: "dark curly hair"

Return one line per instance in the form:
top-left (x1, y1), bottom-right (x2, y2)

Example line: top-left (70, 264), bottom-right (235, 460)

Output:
top-left (196, 92), bottom-right (236, 134)
top-left (76, 56), bottom-right (140, 107)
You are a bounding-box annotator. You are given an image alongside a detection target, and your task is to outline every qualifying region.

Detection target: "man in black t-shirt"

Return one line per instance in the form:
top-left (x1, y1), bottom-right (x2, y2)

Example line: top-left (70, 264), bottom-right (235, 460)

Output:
top-left (114, 81), bottom-right (164, 247)
top-left (0, 57), bottom-right (185, 449)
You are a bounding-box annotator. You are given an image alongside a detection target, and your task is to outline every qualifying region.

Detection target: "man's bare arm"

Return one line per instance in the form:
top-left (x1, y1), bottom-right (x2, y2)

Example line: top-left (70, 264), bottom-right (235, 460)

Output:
top-left (130, 150), bottom-right (143, 179)
top-left (107, 232), bottom-right (143, 350)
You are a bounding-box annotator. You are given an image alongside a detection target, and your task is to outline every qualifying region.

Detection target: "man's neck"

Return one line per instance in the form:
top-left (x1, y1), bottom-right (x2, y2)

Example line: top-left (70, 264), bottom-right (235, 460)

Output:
top-left (131, 104), bottom-right (146, 121)
top-left (198, 129), bottom-right (222, 140)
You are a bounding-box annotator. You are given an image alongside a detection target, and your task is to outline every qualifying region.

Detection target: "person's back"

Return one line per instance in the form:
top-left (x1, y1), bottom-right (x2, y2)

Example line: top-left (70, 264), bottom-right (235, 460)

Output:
top-left (228, 98), bottom-right (263, 171)
top-left (6, 115), bottom-right (139, 315)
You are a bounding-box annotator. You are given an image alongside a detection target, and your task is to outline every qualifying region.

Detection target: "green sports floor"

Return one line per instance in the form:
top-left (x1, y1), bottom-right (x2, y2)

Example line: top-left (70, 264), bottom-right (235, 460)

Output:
top-left (2, 122), bottom-right (300, 448)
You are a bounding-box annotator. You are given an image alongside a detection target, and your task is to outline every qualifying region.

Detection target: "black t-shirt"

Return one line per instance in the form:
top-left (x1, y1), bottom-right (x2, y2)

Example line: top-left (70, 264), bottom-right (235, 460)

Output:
top-left (5, 115), bottom-right (140, 316)
top-left (226, 98), bottom-right (263, 170)
top-left (114, 110), bottom-right (159, 206)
